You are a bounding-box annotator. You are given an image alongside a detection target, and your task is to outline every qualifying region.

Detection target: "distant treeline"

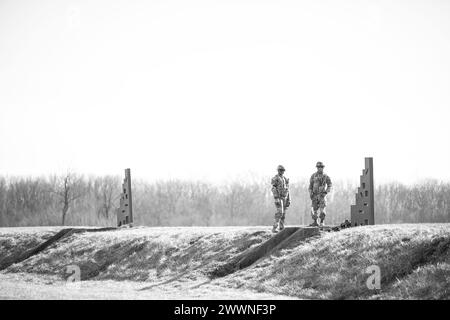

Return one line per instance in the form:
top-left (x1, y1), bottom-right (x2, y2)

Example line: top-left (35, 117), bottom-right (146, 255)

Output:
top-left (0, 174), bottom-right (449, 227)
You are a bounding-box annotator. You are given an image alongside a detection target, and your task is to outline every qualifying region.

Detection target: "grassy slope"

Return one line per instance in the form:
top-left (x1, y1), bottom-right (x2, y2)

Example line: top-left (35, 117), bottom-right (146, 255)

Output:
top-left (217, 224), bottom-right (450, 299)
top-left (0, 227), bottom-right (64, 266)
top-left (1, 226), bottom-right (272, 283)
top-left (0, 224), bottom-right (449, 299)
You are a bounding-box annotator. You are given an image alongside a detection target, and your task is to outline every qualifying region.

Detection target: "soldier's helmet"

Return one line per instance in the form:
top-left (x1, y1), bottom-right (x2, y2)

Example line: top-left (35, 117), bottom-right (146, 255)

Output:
top-left (316, 161), bottom-right (325, 168)
top-left (277, 165), bottom-right (286, 171)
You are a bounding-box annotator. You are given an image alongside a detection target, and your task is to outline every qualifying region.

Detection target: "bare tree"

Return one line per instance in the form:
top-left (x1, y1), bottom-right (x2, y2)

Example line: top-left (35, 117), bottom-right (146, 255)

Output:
top-left (0, 177), bottom-right (6, 226)
top-left (94, 176), bottom-right (120, 219)
top-left (223, 181), bottom-right (248, 225)
top-left (1, 173), bottom-right (450, 227)
top-left (51, 172), bottom-right (85, 225)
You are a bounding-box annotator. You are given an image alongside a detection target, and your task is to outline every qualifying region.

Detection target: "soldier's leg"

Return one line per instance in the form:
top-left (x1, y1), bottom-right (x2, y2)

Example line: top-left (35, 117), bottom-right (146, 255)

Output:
top-left (312, 207), bottom-right (318, 218)
top-left (318, 208), bottom-right (326, 224)
top-left (319, 197), bottom-right (327, 225)
top-left (279, 217), bottom-right (285, 230)
top-left (273, 202), bottom-right (282, 232)
top-left (279, 199), bottom-right (287, 230)
top-left (310, 196), bottom-right (319, 226)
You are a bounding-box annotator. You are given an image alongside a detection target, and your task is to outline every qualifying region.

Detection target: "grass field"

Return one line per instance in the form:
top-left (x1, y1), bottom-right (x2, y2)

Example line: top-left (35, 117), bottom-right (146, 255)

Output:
top-left (0, 224), bottom-right (449, 299)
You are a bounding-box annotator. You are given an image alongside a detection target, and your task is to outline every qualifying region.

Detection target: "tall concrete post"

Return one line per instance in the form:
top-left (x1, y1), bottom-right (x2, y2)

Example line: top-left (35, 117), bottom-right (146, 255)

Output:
top-left (116, 168), bottom-right (133, 227)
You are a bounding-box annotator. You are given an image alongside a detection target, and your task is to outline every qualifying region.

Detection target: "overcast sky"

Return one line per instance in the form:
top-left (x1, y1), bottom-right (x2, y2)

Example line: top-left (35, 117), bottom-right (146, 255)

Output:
top-left (0, 0), bottom-right (449, 184)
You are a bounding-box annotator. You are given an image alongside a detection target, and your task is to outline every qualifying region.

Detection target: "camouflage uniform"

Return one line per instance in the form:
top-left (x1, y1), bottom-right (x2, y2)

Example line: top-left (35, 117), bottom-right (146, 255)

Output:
top-left (271, 173), bottom-right (290, 231)
top-left (308, 171), bottom-right (332, 223)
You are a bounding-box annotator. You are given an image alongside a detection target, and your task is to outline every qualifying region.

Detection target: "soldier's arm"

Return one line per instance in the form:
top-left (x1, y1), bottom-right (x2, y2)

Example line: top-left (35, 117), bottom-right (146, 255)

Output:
top-left (308, 175), bottom-right (314, 194)
top-left (271, 177), bottom-right (280, 199)
top-left (286, 178), bottom-right (291, 203)
top-left (326, 175), bottom-right (332, 193)
top-left (285, 191), bottom-right (291, 207)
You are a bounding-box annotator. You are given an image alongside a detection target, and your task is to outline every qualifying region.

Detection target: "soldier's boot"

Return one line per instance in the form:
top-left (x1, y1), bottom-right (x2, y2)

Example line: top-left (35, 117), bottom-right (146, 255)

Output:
top-left (309, 219), bottom-right (319, 227)
top-left (279, 220), bottom-right (285, 231)
top-left (319, 218), bottom-right (325, 227)
top-left (272, 222), bottom-right (279, 233)
top-left (310, 209), bottom-right (319, 227)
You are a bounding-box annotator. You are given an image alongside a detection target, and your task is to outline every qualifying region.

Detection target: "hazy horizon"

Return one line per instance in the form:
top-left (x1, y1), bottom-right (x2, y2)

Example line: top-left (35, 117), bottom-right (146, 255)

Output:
top-left (1, 0), bottom-right (449, 185)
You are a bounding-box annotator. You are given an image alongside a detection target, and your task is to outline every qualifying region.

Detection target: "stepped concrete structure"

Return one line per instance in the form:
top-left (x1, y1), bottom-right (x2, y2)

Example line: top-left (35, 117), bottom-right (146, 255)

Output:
top-left (350, 158), bottom-right (375, 226)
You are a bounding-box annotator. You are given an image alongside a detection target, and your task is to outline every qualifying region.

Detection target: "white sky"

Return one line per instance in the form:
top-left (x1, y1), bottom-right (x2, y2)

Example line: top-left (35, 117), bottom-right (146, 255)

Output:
top-left (0, 0), bottom-right (449, 184)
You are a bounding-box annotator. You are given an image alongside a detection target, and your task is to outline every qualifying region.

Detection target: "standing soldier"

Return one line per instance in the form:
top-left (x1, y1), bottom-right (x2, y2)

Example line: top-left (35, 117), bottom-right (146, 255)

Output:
top-left (308, 161), bottom-right (332, 227)
top-left (271, 165), bottom-right (291, 233)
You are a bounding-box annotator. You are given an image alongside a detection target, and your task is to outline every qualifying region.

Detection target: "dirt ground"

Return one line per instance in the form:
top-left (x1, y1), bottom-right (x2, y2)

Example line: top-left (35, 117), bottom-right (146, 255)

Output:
top-left (0, 273), bottom-right (298, 300)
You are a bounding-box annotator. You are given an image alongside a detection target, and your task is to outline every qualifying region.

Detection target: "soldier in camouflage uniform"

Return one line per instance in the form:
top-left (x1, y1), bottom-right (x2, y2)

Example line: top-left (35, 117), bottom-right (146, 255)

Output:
top-left (271, 165), bottom-right (291, 233)
top-left (308, 161), bottom-right (332, 227)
